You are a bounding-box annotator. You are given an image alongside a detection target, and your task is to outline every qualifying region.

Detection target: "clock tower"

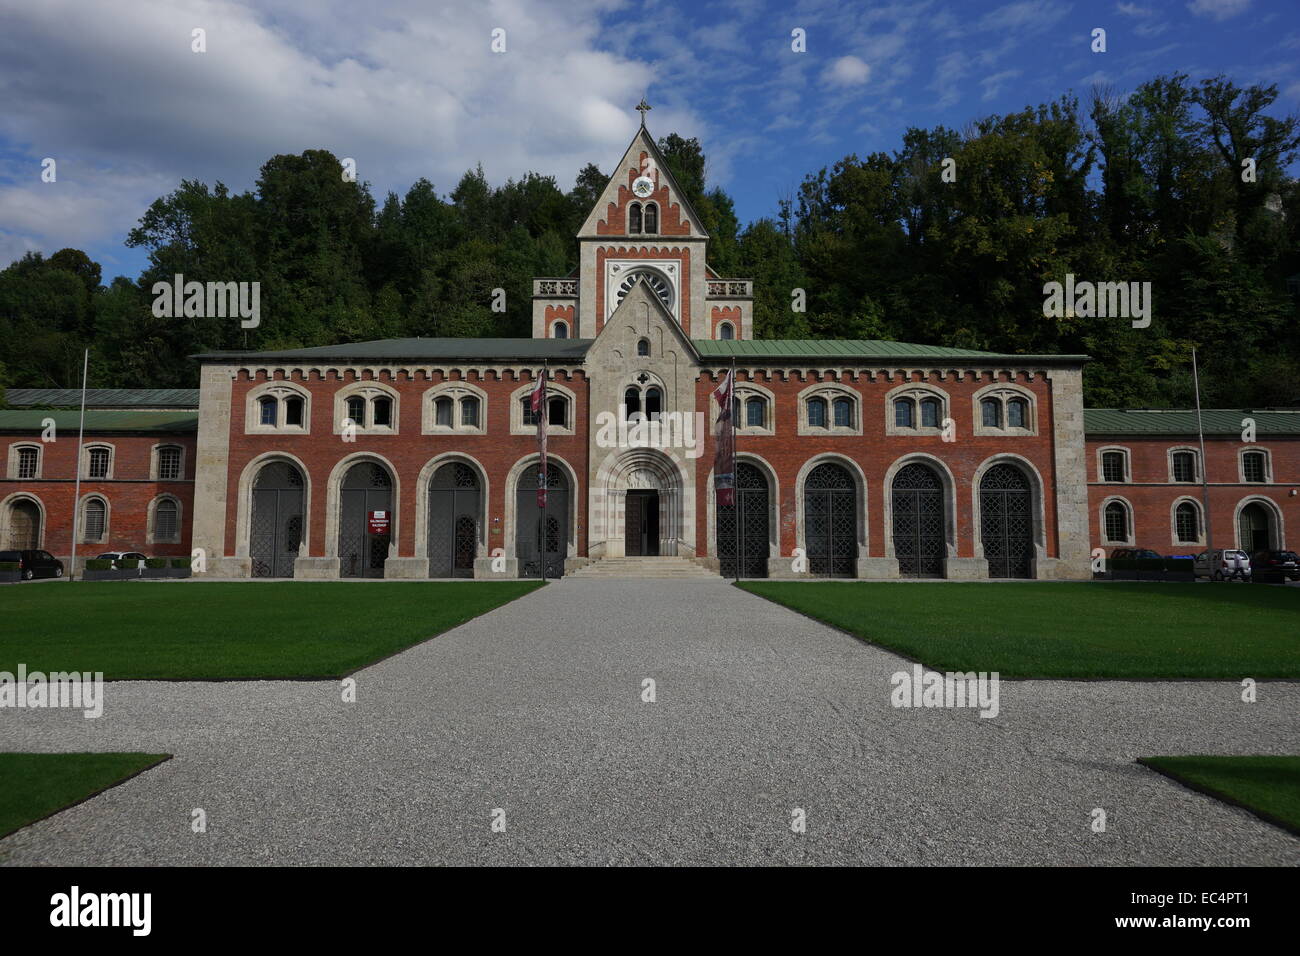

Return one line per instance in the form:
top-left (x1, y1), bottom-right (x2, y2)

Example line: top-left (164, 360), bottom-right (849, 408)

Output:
top-left (531, 103), bottom-right (753, 341)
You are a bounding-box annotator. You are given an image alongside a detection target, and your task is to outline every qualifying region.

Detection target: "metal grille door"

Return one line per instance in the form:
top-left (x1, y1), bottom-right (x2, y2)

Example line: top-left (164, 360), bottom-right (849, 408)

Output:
top-left (804, 463), bottom-right (855, 577)
top-left (340, 463), bottom-right (392, 578)
top-left (516, 465), bottom-right (567, 578)
top-left (892, 464), bottom-right (944, 578)
top-left (428, 463), bottom-right (480, 578)
top-left (250, 462), bottom-right (303, 577)
top-left (718, 463), bottom-right (769, 578)
top-left (980, 463), bottom-right (1033, 578)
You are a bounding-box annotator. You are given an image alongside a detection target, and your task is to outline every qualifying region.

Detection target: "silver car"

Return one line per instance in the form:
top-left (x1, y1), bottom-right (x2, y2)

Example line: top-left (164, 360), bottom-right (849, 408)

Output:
top-left (1193, 549), bottom-right (1252, 581)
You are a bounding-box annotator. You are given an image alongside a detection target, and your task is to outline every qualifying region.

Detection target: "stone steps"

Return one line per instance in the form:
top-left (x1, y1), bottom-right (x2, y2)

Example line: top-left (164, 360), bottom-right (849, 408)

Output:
top-left (567, 557), bottom-right (719, 579)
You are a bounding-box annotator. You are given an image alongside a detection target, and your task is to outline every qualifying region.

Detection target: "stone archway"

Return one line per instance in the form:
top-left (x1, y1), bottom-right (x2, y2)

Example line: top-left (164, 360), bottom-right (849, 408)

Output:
top-left (5, 496), bottom-right (42, 550)
top-left (592, 448), bottom-right (689, 558)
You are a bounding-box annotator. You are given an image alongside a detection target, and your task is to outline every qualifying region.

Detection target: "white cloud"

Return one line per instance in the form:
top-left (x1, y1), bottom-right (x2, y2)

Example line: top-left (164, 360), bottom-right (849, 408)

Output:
top-left (1187, 0), bottom-right (1251, 20)
top-left (979, 1), bottom-right (1072, 34)
top-left (981, 69), bottom-right (1022, 101)
top-left (824, 55), bottom-right (872, 87)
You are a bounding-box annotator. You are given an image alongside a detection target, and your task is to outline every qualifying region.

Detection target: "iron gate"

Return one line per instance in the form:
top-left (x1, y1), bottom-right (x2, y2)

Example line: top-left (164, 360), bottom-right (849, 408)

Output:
top-left (250, 461), bottom-right (304, 578)
top-left (804, 462), bottom-right (856, 577)
top-left (979, 463), bottom-right (1033, 578)
top-left (340, 463), bottom-right (392, 578)
top-left (516, 464), bottom-right (567, 578)
top-left (428, 462), bottom-right (480, 577)
top-left (718, 462), bottom-right (769, 578)
top-left (892, 463), bottom-right (944, 577)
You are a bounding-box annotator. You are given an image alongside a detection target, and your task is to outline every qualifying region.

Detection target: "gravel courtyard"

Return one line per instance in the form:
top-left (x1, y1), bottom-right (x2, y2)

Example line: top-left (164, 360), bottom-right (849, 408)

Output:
top-left (1, 579), bottom-right (1296, 866)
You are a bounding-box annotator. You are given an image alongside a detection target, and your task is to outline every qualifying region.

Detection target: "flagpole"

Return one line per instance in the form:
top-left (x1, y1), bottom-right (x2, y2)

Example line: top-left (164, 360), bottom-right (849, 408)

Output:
top-left (69, 348), bottom-right (88, 582)
top-left (732, 356), bottom-right (739, 584)
top-left (1192, 348), bottom-right (1213, 559)
top-left (540, 359), bottom-right (548, 582)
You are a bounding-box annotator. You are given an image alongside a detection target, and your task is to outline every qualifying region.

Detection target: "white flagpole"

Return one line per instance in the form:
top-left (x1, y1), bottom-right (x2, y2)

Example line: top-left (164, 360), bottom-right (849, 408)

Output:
top-left (1192, 348), bottom-right (1213, 559)
top-left (69, 348), bottom-right (88, 582)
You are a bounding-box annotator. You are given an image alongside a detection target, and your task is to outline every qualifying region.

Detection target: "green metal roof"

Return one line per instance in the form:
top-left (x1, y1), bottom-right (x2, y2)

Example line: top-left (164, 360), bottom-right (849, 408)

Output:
top-left (0, 410), bottom-right (198, 433)
top-left (693, 339), bottom-right (1089, 363)
top-left (195, 338), bottom-right (593, 363)
top-left (1084, 408), bottom-right (1300, 437)
top-left (3, 388), bottom-right (199, 408)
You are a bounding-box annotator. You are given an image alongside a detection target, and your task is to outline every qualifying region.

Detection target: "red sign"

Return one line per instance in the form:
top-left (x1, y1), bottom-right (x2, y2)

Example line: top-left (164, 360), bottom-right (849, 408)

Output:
top-left (367, 510), bottom-right (390, 536)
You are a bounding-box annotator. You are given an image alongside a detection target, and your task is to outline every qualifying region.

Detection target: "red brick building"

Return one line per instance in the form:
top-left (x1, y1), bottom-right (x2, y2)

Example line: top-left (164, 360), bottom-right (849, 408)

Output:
top-left (2, 120), bottom-right (1296, 579)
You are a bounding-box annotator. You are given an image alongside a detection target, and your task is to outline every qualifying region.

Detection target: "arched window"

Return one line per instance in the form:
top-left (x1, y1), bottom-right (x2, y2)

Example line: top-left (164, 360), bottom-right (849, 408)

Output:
top-left (981, 399), bottom-right (1001, 428)
top-left (719, 322), bottom-right (734, 340)
top-left (259, 396), bottom-right (278, 426)
top-left (435, 397), bottom-right (454, 427)
top-left (553, 321), bottom-right (568, 339)
top-left (155, 498), bottom-right (180, 541)
top-left (807, 397), bottom-right (828, 428)
top-left (746, 397), bottom-right (766, 428)
top-left (894, 398), bottom-right (915, 428)
top-left (645, 387), bottom-right (662, 420)
top-left (17, 446), bottom-right (39, 479)
top-left (346, 396), bottom-right (366, 427)
top-left (157, 446), bottom-right (182, 481)
top-left (637, 338), bottom-right (650, 357)
top-left (1101, 450), bottom-right (1127, 482)
top-left (1175, 502), bottom-right (1200, 543)
top-left (919, 398), bottom-right (940, 428)
top-left (372, 397), bottom-right (392, 428)
top-left (1242, 450), bottom-right (1268, 483)
top-left (1104, 501), bottom-right (1129, 543)
top-left (628, 202), bottom-right (642, 234)
top-left (460, 396), bottom-right (480, 428)
top-left (1007, 398), bottom-right (1028, 428)
top-left (624, 387), bottom-right (641, 417)
top-left (87, 446), bottom-right (111, 479)
top-left (1171, 450), bottom-right (1197, 483)
top-left (285, 397), bottom-right (304, 427)
top-left (83, 497), bottom-right (107, 542)
top-left (643, 202), bottom-right (658, 234)
top-left (832, 397), bottom-right (853, 428)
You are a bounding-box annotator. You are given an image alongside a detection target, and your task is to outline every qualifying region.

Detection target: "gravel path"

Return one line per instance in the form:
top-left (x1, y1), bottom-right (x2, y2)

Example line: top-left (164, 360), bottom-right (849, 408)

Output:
top-left (1, 579), bottom-right (1296, 865)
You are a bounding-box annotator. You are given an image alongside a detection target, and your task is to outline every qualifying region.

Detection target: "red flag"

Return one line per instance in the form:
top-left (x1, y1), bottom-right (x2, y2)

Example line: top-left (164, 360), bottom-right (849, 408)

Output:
top-left (531, 367), bottom-right (548, 507)
top-left (712, 368), bottom-right (735, 507)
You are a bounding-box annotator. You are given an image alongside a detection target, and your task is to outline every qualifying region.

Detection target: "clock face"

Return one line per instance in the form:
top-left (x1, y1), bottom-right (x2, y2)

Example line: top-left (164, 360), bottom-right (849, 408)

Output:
top-left (631, 176), bottom-right (654, 198)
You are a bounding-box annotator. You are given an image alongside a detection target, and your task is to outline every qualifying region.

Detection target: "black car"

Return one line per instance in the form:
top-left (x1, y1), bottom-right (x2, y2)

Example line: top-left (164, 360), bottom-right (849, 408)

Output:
top-left (0, 549), bottom-right (65, 580)
top-left (1250, 550), bottom-right (1300, 582)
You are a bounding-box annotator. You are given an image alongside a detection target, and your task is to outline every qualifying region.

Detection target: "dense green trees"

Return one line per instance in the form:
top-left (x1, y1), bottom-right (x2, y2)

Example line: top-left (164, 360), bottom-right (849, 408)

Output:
top-left (1, 73), bottom-right (1296, 407)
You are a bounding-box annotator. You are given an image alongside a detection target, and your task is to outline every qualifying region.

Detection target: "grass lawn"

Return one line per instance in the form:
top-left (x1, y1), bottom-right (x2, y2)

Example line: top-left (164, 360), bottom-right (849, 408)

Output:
top-left (739, 581), bottom-right (1300, 679)
top-left (0, 581), bottom-right (543, 679)
top-left (1138, 756), bottom-right (1300, 836)
top-left (0, 752), bottom-right (169, 839)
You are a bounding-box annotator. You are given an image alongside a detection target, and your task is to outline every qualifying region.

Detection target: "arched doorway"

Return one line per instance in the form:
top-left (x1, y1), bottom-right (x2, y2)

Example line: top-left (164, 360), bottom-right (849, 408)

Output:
top-left (340, 461), bottom-right (393, 578)
top-left (7, 498), bottom-right (40, 549)
top-left (250, 462), bottom-right (303, 578)
top-left (718, 462), bottom-right (769, 578)
top-left (516, 464), bottom-right (568, 578)
top-left (428, 462), bottom-right (480, 578)
top-left (804, 461), bottom-right (856, 577)
top-left (1239, 502), bottom-right (1274, 552)
top-left (893, 463), bottom-right (945, 578)
top-left (980, 463), bottom-right (1033, 578)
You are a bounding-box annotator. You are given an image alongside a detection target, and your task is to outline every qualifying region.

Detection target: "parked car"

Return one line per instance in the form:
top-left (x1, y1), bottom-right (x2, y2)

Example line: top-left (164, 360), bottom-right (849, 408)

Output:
top-left (1110, 548), bottom-right (1162, 560)
top-left (1250, 550), bottom-right (1300, 583)
top-left (97, 551), bottom-right (147, 568)
top-left (1193, 549), bottom-right (1252, 581)
top-left (0, 549), bottom-right (65, 580)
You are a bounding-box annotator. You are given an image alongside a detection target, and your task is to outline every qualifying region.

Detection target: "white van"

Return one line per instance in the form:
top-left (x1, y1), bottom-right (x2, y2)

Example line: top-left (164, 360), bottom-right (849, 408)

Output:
top-left (1192, 549), bottom-right (1252, 581)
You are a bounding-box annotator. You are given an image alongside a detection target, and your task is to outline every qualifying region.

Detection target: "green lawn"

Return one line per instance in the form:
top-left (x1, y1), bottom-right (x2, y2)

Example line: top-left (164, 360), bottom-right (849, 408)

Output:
top-left (1139, 756), bottom-right (1300, 835)
top-left (0, 753), bottom-right (169, 839)
top-left (0, 581), bottom-right (543, 679)
top-left (739, 581), bottom-right (1300, 679)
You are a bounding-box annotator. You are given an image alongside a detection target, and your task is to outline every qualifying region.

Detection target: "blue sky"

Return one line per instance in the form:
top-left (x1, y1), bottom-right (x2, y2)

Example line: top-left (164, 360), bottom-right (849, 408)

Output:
top-left (1, 0), bottom-right (1297, 283)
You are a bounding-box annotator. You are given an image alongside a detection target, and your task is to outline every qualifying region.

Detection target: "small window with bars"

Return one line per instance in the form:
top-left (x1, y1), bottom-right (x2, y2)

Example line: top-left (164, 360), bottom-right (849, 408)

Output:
top-left (156, 498), bottom-right (179, 541)
top-left (1242, 451), bottom-right (1267, 483)
top-left (158, 446), bottom-right (181, 480)
top-left (832, 398), bottom-right (853, 428)
top-left (17, 446), bottom-right (39, 479)
top-left (1175, 502), bottom-right (1199, 543)
top-left (1101, 451), bottom-right (1126, 482)
top-left (83, 498), bottom-right (106, 542)
top-left (1104, 501), bottom-right (1129, 542)
top-left (1171, 451), bottom-right (1197, 483)
top-left (87, 447), bottom-right (110, 479)
top-left (808, 397), bottom-right (828, 428)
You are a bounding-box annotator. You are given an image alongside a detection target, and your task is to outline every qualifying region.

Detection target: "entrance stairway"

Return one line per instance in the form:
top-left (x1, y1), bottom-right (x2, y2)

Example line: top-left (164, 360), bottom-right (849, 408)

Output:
top-left (566, 556), bottom-right (719, 579)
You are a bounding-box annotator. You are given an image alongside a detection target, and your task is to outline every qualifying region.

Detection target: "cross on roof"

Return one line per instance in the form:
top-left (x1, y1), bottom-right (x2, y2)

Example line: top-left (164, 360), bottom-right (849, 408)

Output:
top-left (636, 98), bottom-right (651, 126)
